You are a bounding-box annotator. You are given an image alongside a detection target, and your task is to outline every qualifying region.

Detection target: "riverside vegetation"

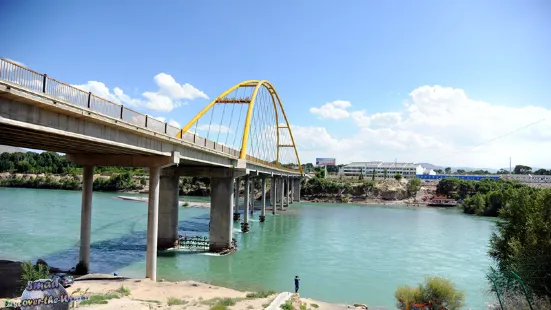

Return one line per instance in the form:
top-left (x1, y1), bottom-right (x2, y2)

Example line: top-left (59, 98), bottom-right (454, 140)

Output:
top-left (0, 151), bottom-right (423, 200)
top-left (434, 177), bottom-right (551, 308)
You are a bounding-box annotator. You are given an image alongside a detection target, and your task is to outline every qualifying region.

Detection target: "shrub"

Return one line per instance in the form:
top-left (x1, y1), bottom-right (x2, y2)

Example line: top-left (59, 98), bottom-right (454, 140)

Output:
top-left (395, 276), bottom-right (465, 310)
top-left (20, 261), bottom-right (50, 291)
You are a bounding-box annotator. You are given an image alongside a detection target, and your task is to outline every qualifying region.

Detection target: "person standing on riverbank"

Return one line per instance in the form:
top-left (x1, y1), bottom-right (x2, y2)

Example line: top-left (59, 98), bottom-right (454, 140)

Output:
top-left (294, 276), bottom-right (300, 293)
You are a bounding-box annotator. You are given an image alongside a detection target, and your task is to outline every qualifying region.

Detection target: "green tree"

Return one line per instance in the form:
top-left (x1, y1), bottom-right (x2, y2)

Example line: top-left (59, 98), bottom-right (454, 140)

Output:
top-left (534, 168), bottom-right (550, 175)
top-left (445, 167), bottom-right (452, 174)
top-left (436, 178), bottom-right (462, 196)
top-left (513, 164), bottom-right (532, 174)
top-left (406, 178), bottom-right (421, 197)
top-left (489, 187), bottom-right (551, 299)
top-left (359, 171), bottom-right (364, 180)
top-left (394, 174), bottom-right (402, 181)
top-left (371, 169), bottom-right (375, 181)
top-left (383, 169), bottom-right (388, 179)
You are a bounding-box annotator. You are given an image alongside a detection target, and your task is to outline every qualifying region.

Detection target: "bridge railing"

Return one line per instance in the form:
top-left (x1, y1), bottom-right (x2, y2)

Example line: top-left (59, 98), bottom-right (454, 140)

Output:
top-left (0, 58), bottom-right (299, 173)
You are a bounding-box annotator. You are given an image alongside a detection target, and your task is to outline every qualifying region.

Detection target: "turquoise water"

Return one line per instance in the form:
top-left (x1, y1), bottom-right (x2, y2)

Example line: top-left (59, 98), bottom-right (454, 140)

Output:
top-left (0, 188), bottom-right (496, 309)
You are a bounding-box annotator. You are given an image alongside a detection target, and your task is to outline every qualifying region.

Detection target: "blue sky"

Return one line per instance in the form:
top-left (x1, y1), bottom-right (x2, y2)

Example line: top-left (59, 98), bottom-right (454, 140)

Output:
top-left (1, 0), bottom-right (550, 168)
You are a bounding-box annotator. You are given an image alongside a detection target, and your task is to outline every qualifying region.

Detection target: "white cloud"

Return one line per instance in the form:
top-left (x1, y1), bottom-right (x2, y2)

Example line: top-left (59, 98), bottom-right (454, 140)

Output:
top-left (309, 100), bottom-right (352, 119)
top-left (149, 116), bottom-right (180, 128)
top-left (299, 85), bottom-right (551, 168)
top-left (197, 124), bottom-right (231, 133)
top-left (153, 73), bottom-right (208, 101)
top-left (71, 73), bottom-right (208, 112)
top-left (169, 119), bottom-right (181, 128)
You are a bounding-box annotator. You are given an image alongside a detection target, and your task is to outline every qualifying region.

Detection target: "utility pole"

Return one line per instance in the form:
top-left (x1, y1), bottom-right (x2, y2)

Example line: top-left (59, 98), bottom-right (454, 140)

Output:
top-left (509, 157), bottom-right (512, 174)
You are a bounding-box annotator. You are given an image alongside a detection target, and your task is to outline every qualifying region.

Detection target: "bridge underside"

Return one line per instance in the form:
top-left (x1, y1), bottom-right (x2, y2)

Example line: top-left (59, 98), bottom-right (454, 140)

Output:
top-left (0, 121), bottom-right (156, 155)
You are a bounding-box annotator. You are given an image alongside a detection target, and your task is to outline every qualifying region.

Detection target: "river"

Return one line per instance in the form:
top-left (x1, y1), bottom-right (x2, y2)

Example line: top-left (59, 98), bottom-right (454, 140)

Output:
top-left (0, 188), bottom-right (496, 309)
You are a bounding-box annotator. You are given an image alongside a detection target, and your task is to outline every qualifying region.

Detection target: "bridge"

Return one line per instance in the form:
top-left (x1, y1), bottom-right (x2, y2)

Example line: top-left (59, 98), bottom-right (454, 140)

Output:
top-left (0, 58), bottom-right (303, 281)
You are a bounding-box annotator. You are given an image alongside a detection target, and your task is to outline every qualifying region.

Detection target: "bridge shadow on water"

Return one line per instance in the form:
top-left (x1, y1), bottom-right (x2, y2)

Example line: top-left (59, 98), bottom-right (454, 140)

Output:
top-left (40, 213), bottom-right (211, 274)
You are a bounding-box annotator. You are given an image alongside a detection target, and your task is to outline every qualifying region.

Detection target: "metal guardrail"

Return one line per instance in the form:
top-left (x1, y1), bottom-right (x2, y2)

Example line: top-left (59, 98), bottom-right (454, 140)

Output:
top-left (0, 58), bottom-right (300, 173)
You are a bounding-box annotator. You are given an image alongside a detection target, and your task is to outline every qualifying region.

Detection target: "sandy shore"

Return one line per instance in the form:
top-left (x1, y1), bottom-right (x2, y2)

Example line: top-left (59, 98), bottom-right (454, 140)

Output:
top-left (1, 273), bottom-right (350, 310)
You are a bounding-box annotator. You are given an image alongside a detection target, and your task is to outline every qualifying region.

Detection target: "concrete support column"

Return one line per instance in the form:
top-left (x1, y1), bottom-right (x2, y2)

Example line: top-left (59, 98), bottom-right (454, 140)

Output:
top-left (261, 177), bottom-right (266, 217)
top-left (293, 178), bottom-right (301, 202)
top-left (272, 178), bottom-right (277, 214)
top-left (250, 177), bottom-right (255, 213)
top-left (158, 168), bottom-right (179, 250)
top-left (289, 178), bottom-right (294, 205)
top-left (270, 178), bottom-right (275, 206)
top-left (209, 177), bottom-right (234, 252)
top-left (234, 177), bottom-right (240, 213)
top-left (287, 176), bottom-right (291, 205)
top-left (279, 177), bottom-right (284, 210)
top-left (242, 176), bottom-right (250, 232)
top-left (79, 165), bottom-right (93, 271)
top-left (146, 166), bottom-right (160, 281)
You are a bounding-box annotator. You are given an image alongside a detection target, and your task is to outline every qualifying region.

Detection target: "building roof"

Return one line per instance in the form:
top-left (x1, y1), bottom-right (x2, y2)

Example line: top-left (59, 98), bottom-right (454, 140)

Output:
top-left (345, 162), bottom-right (420, 169)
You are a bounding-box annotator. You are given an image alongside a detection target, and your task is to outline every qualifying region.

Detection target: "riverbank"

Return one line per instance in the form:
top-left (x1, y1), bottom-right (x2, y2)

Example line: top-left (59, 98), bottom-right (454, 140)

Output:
top-left (300, 195), bottom-right (417, 206)
top-left (0, 261), bottom-right (349, 310)
top-left (0, 172), bottom-right (426, 204)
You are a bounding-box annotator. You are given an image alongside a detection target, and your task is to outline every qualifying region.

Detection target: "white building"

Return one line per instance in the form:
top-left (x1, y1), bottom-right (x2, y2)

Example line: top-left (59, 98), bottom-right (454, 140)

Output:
top-left (423, 168), bottom-right (437, 175)
top-left (340, 161), bottom-right (424, 179)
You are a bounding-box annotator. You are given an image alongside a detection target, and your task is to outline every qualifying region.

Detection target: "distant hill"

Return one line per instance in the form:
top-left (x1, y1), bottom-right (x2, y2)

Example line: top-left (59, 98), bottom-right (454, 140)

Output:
top-left (0, 145), bottom-right (25, 153)
top-left (416, 163), bottom-right (498, 173)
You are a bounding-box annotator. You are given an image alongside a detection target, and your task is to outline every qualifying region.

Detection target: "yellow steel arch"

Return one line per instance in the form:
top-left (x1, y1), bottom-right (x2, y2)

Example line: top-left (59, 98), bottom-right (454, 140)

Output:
top-left (177, 80), bottom-right (303, 174)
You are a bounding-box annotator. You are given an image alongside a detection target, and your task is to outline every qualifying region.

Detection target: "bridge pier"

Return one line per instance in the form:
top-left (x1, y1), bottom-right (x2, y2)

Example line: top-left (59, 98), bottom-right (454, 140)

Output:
top-left (233, 177), bottom-right (240, 221)
top-left (293, 178), bottom-right (301, 202)
top-left (146, 166), bottom-right (161, 281)
top-left (242, 176), bottom-right (250, 232)
top-left (287, 176), bottom-right (291, 205)
top-left (79, 165), bottom-right (93, 272)
top-left (209, 177), bottom-right (234, 251)
top-left (279, 177), bottom-right (285, 210)
top-left (158, 167), bottom-right (179, 250)
top-left (289, 177), bottom-right (293, 205)
top-left (271, 177), bottom-right (277, 214)
top-left (260, 177), bottom-right (266, 222)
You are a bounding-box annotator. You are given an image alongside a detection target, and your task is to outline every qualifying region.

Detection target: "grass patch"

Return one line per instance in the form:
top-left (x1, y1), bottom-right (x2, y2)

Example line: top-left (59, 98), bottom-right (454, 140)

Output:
top-left (280, 299), bottom-right (294, 310)
top-left (246, 290), bottom-right (276, 299)
top-left (311, 303), bottom-right (319, 308)
top-left (201, 297), bottom-right (240, 306)
top-left (115, 285), bottom-right (131, 296)
top-left (167, 297), bottom-right (187, 306)
top-left (80, 293), bottom-right (120, 306)
top-left (300, 302), bottom-right (308, 310)
top-left (202, 297), bottom-right (243, 310)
